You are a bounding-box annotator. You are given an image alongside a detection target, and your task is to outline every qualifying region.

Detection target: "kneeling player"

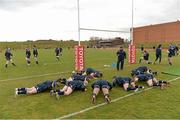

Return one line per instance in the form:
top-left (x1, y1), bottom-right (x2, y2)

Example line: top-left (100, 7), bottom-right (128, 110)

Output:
top-left (51, 80), bottom-right (88, 99)
top-left (112, 76), bottom-right (144, 91)
top-left (15, 79), bottom-right (61, 96)
top-left (91, 80), bottom-right (112, 104)
top-left (133, 73), bottom-right (169, 89)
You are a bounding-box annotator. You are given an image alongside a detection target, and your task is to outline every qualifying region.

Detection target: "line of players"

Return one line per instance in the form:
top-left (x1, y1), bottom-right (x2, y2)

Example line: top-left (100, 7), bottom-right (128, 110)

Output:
top-left (139, 43), bottom-right (179, 65)
top-left (15, 66), bottom-right (169, 104)
top-left (4, 46), bottom-right (63, 67)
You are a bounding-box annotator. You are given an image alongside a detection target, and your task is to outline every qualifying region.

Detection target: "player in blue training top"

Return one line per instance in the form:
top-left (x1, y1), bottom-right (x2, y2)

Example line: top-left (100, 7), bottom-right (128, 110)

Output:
top-left (91, 80), bottom-right (112, 104)
top-left (33, 45), bottom-right (39, 64)
top-left (25, 48), bottom-right (31, 66)
top-left (133, 73), bottom-right (169, 89)
top-left (131, 66), bottom-right (157, 76)
top-left (83, 68), bottom-right (103, 79)
top-left (112, 76), bottom-right (144, 91)
top-left (15, 79), bottom-right (61, 96)
top-left (55, 47), bottom-right (62, 61)
top-left (153, 44), bottom-right (162, 64)
top-left (139, 50), bottom-right (152, 64)
top-left (50, 80), bottom-right (88, 99)
top-left (5, 48), bottom-right (16, 68)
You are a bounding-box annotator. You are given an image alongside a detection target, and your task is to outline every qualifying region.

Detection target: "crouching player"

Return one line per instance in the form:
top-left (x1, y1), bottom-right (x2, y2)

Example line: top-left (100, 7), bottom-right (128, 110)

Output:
top-left (131, 66), bottom-right (157, 76)
top-left (112, 76), bottom-right (144, 91)
top-left (133, 73), bottom-right (169, 89)
top-left (15, 79), bottom-right (61, 96)
top-left (84, 68), bottom-right (103, 79)
top-left (51, 80), bottom-right (88, 99)
top-left (91, 80), bottom-right (112, 104)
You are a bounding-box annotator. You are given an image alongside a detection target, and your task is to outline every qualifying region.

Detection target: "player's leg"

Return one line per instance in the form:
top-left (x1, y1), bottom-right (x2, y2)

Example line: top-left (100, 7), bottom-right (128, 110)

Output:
top-left (102, 86), bottom-right (111, 103)
top-left (116, 59), bottom-right (120, 71)
top-left (120, 60), bottom-right (124, 70)
top-left (10, 59), bottom-right (16, 66)
top-left (5, 60), bottom-right (9, 68)
top-left (92, 86), bottom-right (100, 104)
top-left (34, 56), bottom-right (39, 64)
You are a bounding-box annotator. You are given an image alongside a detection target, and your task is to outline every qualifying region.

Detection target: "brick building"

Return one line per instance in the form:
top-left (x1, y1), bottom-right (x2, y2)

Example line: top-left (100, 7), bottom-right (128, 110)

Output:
top-left (89, 37), bottom-right (124, 48)
top-left (133, 21), bottom-right (180, 45)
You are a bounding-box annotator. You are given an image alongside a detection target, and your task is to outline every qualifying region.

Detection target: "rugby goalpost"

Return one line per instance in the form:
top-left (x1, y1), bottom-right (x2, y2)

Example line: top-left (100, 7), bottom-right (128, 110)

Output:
top-left (75, 0), bottom-right (136, 71)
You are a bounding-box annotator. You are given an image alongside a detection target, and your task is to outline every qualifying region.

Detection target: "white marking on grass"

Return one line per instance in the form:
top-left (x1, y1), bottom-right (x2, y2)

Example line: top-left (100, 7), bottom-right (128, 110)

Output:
top-left (56, 77), bottom-right (180, 120)
top-left (0, 71), bottom-right (70, 82)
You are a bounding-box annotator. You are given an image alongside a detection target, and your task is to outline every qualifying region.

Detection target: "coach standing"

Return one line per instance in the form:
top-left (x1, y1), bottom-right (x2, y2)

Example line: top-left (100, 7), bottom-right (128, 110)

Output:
top-left (116, 47), bottom-right (126, 71)
top-left (153, 44), bottom-right (162, 64)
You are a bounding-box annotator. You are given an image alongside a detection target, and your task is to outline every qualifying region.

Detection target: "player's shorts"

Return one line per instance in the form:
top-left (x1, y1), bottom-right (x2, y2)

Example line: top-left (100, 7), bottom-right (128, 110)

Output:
top-left (93, 81), bottom-right (110, 89)
top-left (6, 57), bottom-right (11, 61)
top-left (35, 83), bottom-right (49, 93)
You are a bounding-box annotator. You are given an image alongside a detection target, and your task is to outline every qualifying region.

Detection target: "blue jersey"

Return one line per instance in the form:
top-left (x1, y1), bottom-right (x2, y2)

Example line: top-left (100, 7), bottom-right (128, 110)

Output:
top-left (117, 50), bottom-right (126, 60)
top-left (35, 80), bottom-right (53, 93)
top-left (26, 50), bottom-right (31, 58)
top-left (86, 68), bottom-right (96, 75)
top-left (113, 77), bottom-right (132, 86)
top-left (131, 66), bottom-right (148, 76)
top-left (143, 52), bottom-right (149, 60)
top-left (156, 48), bottom-right (162, 55)
top-left (5, 51), bottom-right (13, 60)
top-left (66, 80), bottom-right (86, 91)
top-left (136, 73), bottom-right (154, 82)
top-left (72, 74), bottom-right (86, 81)
top-left (33, 48), bottom-right (38, 57)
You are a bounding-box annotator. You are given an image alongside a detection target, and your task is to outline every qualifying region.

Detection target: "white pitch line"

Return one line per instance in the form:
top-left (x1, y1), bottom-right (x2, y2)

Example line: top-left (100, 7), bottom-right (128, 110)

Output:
top-left (56, 76), bottom-right (180, 120)
top-left (0, 71), bottom-right (70, 82)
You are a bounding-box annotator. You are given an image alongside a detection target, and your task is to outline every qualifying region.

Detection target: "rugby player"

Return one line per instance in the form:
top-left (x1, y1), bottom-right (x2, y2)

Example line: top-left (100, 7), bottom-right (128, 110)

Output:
top-left (25, 48), bottom-right (31, 66)
top-left (91, 80), bottom-right (112, 104)
top-left (154, 44), bottom-right (162, 64)
top-left (83, 68), bottom-right (103, 79)
top-left (139, 50), bottom-right (152, 64)
top-left (55, 47), bottom-right (62, 61)
top-left (133, 73), bottom-right (169, 89)
top-left (33, 45), bottom-right (39, 64)
top-left (116, 46), bottom-right (126, 70)
top-left (15, 79), bottom-right (61, 95)
top-left (51, 80), bottom-right (88, 99)
top-left (131, 66), bottom-right (157, 76)
top-left (112, 76), bottom-right (144, 91)
top-left (5, 48), bottom-right (16, 68)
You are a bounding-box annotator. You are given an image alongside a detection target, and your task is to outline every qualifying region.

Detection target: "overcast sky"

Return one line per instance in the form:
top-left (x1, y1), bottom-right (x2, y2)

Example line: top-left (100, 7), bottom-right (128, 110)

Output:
top-left (0, 0), bottom-right (179, 41)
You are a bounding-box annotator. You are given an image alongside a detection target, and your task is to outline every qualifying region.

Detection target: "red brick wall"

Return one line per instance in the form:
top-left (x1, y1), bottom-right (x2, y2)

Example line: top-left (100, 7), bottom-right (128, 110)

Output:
top-left (133, 21), bottom-right (180, 45)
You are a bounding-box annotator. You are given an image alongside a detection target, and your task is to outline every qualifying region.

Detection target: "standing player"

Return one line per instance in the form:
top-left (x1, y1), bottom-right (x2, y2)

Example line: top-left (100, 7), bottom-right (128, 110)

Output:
top-left (153, 44), bottom-right (162, 64)
top-left (112, 76), bottom-right (144, 91)
top-left (15, 79), bottom-right (61, 95)
top-left (25, 48), bottom-right (31, 66)
top-left (139, 50), bottom-right (151, 64)
top-left (5, 48), bottom-right (16, 68)
top-left (167, 44), bottom-right (175, 65)
top-left (116, 46), bottom-right (126, 70)
top-left (55, 47), bottom-right (60, 61)
top-left (91, 80), bottom-right (112, 104)
top-left (33, 45), bottom-right (39, 64)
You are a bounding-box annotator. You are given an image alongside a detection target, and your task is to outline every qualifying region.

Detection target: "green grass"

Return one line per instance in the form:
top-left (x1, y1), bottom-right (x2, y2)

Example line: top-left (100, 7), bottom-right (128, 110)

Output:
top-left (0, 48), bottom-right (180, 119)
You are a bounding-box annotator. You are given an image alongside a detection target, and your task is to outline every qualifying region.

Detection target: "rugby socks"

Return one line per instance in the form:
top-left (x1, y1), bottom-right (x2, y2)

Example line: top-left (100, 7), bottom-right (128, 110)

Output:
top-left (12, 63), bottom-right (16, 66)
top-left (18, 90), bottom-right (27, 94)
top-left (158, 80), bottom-right (167, 84)
top-left (127, 87), bottom-right (137, 91)
top-left (5, 64), bottom-right (8, 68)
top-left (153, 82), bottom-right (161, 86)
top-left (36, 61), bottom-right (39, 64)
top-left (18, 88), bottom-right (26, 91)
top-left (169, 62), bottom-right (172, 65)
top-left (57, 90), bottom-right (64, 95)
top-left (135, 85), bottom-right (144, 89)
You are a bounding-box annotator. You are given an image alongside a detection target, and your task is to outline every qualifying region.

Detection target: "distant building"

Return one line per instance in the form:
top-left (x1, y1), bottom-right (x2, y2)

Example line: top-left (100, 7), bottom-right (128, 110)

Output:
top-left (89, 37), bottom-right (124, 48)
top-left (133, 21), bottom-right (180, 45)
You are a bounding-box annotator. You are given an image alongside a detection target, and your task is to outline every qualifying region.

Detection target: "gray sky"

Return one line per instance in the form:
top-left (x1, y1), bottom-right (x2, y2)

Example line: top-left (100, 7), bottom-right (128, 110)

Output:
top-left (0, 0), bottom-right (179, 41)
